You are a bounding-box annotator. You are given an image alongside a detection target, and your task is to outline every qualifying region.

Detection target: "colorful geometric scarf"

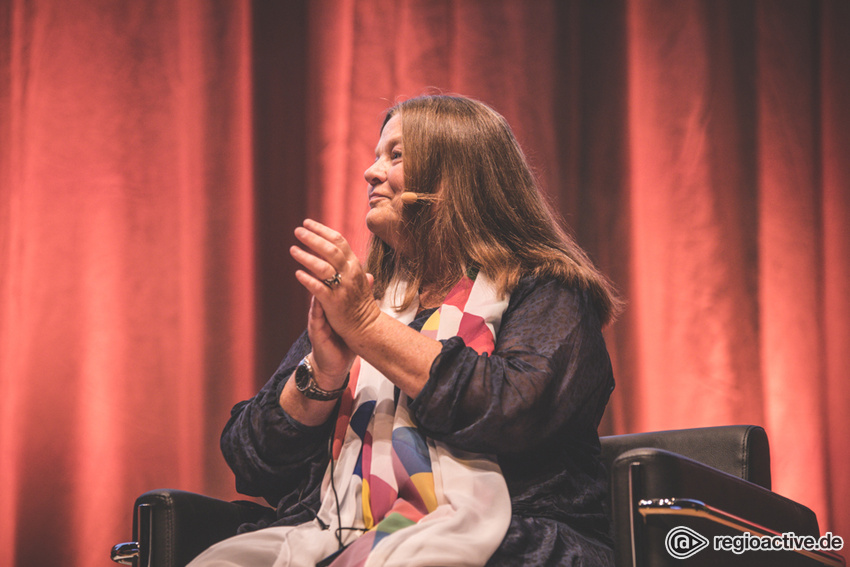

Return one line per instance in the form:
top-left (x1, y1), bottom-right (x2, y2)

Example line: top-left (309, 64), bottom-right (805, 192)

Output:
top-left (314, 274), bottom-right (512, 567)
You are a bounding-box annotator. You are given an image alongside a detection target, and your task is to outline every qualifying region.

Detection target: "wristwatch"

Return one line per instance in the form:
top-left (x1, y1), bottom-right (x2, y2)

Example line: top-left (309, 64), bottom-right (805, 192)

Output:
top-left (294, 356), bottom-right (349, 401)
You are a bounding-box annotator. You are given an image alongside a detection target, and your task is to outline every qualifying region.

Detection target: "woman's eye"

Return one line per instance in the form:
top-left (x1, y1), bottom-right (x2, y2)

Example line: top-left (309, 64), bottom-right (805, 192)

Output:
top-left (391, 150), bottom-right (402, 160)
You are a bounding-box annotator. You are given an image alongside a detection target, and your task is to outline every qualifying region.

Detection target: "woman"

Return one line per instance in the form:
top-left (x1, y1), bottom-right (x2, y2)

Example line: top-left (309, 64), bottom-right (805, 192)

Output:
top-left (190, 95), bottom-right (622, 566)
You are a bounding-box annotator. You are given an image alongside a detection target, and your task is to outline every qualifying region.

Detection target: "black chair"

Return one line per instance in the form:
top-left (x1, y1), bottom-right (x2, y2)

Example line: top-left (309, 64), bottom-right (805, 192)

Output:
top-left (112, 425), bottom-right (845, 567)
top-left (601, 425), bottom-right (843, 566)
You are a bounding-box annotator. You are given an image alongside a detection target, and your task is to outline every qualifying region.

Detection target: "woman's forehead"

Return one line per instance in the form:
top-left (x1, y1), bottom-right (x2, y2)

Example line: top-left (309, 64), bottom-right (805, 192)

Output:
top-left (376, 114), bottom-right (403, 152)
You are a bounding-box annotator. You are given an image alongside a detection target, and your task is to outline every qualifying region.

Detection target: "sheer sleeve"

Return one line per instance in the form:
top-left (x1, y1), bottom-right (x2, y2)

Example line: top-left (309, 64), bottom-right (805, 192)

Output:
top-left (408, 277), bottom-right (614, 455)
top-left (220, 331), bottom-right (335, 506)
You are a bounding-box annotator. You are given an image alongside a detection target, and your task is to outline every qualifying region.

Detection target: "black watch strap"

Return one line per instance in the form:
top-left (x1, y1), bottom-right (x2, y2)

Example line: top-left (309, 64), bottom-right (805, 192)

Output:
top-left (294, 356), bottom-right (349, 401)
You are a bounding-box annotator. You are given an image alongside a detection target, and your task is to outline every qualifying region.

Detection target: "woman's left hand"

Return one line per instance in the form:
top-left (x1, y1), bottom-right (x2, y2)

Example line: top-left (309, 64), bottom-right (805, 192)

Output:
top-left (289, 219), bottom-right (382, 342)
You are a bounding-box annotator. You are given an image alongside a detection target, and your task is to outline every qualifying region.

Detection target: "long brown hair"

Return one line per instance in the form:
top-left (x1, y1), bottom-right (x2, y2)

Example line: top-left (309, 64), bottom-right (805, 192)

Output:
top-left (365, 95), bottom-right (623, 325)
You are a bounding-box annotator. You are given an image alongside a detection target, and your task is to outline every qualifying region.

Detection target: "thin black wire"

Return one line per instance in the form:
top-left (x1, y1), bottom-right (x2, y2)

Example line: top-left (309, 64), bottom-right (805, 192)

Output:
top-left (328, 441), bottom-right (346, 548)
top-left (327, 433), bottom-right (369, 550)
top-left (296, 485), bottom-right (327, 530)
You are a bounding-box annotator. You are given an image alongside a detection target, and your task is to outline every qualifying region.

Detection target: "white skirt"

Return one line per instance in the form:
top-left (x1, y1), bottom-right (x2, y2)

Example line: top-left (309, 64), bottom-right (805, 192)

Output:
top-left (187, 520), bottom-right (339, 567)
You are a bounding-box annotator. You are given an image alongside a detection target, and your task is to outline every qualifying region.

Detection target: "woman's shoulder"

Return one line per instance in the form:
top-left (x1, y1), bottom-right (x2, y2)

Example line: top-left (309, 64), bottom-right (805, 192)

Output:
top-left (508, 274), bottom-right (587, 306)
top-left (505, 275), bottom-right (602, 328)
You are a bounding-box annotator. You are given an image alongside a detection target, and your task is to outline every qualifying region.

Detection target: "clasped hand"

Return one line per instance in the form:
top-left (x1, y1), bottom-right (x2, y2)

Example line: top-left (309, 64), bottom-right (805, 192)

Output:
top-left (289, 219), bottom-right (380, 384)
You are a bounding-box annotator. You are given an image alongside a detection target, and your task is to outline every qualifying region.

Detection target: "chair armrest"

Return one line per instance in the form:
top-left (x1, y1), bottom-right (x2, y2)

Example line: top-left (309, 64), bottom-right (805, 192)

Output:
top-left (611, 448), bottom-right (825, 566)
top-left (638, 498), bottom-right (844, 567)
top-left (116, 488), bottom-right (274, 567)
top-left (600, 425), bottom-right (771, 489)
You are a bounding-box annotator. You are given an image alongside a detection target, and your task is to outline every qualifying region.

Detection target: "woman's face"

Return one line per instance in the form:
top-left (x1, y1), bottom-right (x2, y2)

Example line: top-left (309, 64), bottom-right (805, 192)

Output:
top-left (364, 113), bottom-right (405, 249)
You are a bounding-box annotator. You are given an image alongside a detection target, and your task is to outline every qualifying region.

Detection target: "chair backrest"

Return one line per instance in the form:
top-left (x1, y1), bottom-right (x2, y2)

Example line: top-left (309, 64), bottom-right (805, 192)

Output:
top-left (599, 424), bottom-right (771, 489)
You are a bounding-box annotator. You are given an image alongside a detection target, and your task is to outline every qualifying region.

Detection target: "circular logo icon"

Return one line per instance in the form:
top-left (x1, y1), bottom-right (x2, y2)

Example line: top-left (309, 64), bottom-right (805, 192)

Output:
top-left (665, 526), bottom-right (710, 559)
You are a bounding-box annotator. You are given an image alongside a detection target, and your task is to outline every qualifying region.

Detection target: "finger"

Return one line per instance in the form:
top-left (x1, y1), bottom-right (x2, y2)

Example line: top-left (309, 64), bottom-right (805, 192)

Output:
top-left (307, 296), bottom-right (331, 340)
top-left (306, 296), bottom-right (318, 330)
top-left (302, 218), bottom-right (344, 243)
top-left (295, 269), bottom-right (332, 298)
top-left (293, 228), bottom-right (348, 273)
top-left (301, 219), bottom-right (355, 258)
top-left (290, 245), bottom-right (338, 280)
top-left (311, 295), bottom-right (326, 319)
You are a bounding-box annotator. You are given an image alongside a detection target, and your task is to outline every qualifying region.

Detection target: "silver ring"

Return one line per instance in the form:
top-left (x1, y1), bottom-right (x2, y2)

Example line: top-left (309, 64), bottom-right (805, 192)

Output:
top-left (322, 273), bottom-right (342, 288)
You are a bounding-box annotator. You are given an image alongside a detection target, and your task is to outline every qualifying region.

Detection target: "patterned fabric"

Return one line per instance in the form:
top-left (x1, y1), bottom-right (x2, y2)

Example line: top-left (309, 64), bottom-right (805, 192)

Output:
top-left (200, 277), bottom-right (615, 567)
top-left (315, 275), bottom-right (512, 567)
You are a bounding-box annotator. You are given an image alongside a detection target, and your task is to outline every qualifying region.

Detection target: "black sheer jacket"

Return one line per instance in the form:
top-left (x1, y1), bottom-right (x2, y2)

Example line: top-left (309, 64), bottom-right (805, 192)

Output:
top-left (221, 277), bottom-right (616, 566)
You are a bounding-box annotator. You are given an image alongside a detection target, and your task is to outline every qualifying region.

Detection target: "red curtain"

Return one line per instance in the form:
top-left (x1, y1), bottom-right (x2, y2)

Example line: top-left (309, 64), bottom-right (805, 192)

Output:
top-left (0, 2), bottom-right (258, 565)
top-left (1, 1), bottom-right (848, 565)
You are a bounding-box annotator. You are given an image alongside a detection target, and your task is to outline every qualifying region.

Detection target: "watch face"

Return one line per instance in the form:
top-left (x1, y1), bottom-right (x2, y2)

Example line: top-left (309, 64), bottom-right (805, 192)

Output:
top-left (293, 356), bottom-right (346, 401)
top-left (294, 361), bottom-right (312, 392)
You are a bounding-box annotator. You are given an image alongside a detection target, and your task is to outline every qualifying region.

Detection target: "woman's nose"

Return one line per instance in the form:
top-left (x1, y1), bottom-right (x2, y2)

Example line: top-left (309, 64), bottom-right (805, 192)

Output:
top-left (364, 159), bottom-right (386, 185)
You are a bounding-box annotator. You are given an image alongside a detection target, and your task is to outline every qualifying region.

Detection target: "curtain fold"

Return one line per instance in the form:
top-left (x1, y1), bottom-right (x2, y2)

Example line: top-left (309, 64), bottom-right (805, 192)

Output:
top-left (821, 0), bottom-right (850, 535)
top-left (755, 0), bottom-right (829, 524)
top-left (626, 0), bottom-right (764, 431)
top-left (1, 2), bottom-right (255, 565)
top-left (1, 1), bottom-right (848, 565)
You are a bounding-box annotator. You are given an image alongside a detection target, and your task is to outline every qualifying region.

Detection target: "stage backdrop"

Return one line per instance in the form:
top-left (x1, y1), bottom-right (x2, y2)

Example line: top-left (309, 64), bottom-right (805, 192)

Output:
top-left (1, 1), bottom-right (847, 565)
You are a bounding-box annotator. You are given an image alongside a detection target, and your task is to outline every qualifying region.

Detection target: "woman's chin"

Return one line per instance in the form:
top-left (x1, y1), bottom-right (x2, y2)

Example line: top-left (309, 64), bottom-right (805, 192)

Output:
top-left (366, 211), bottom-right (398, 245)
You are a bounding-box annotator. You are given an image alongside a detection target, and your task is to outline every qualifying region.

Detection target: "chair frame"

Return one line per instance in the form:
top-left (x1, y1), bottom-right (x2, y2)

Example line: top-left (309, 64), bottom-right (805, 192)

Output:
top-left (112, 425), bottom-right (846, 567)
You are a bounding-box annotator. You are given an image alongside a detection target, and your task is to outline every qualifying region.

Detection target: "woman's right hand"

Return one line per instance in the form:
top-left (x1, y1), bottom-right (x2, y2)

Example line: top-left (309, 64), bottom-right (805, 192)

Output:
top-left (306, 295), bottom-right (355, 389)
top-left (278, 295), bottom-right (355, 426)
